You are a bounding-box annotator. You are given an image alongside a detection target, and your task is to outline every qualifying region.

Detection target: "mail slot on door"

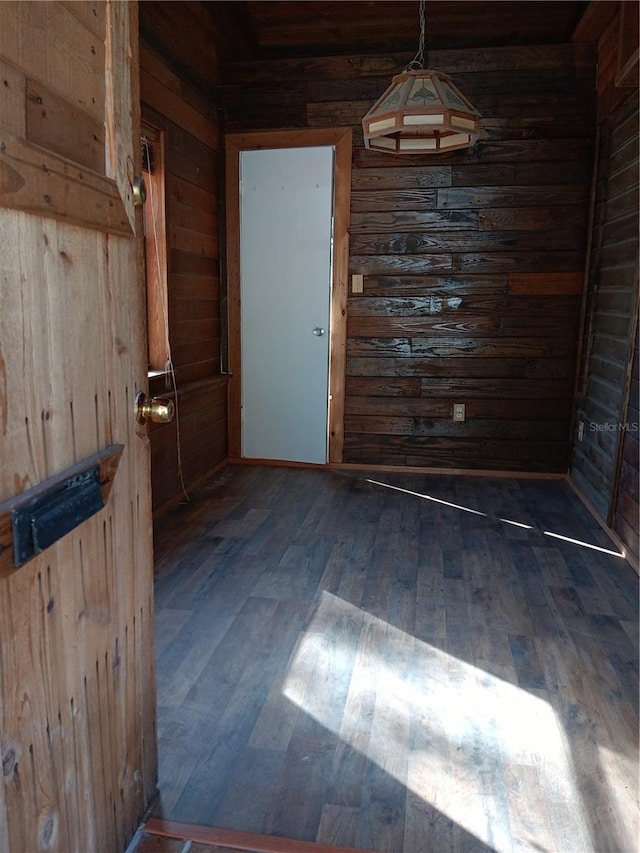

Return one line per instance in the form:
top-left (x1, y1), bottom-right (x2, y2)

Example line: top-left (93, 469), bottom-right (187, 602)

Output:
top-left (12, 466), bottom-right (104, 567)
top-left (0, 444), bottom-right (123, 575)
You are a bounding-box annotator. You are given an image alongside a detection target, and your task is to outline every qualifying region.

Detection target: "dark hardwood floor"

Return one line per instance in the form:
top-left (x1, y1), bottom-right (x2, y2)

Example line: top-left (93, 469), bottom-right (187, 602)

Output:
top-left (151, 465), bottom-right (639, 853)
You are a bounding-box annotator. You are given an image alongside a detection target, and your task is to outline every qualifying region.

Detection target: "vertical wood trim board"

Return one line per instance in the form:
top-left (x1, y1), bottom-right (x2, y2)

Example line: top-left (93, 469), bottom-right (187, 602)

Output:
top-left (225, 133), bottom-right (243, 458)
top-left (328, 130), bottom-right (352, 463)
top-left (139, 33), bottom-right (228, 514)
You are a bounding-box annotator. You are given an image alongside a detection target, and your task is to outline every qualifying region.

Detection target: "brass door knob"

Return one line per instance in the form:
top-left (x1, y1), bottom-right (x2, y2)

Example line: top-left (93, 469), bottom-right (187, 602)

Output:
top-left (132, 175), bottom-right (147, 206)
top-left (134, 391), bottom-right (175, 425)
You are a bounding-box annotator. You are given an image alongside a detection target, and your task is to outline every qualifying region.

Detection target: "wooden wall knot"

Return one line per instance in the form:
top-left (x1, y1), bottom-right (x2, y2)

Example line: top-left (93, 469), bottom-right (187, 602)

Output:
top-left (2, 746), bottom-right (17, 778)
top-left (38, 810), bottom-right (58, 849)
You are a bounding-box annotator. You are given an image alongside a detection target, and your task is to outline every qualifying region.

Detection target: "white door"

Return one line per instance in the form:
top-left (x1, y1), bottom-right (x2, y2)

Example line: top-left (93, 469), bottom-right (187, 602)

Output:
top-left (240, 146), bottom-right (334, 464)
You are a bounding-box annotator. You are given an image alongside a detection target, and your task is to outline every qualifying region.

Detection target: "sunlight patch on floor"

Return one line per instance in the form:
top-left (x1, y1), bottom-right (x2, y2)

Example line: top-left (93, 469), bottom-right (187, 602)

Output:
top-left (282, 592), bottom-right (595, 851)
top-left (596, 742), bottom-right (639, 825)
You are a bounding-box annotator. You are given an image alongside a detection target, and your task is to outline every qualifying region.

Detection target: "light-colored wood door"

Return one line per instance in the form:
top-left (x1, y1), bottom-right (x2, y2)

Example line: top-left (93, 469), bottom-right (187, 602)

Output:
top-left (0, 3), bottom-right (156, 851)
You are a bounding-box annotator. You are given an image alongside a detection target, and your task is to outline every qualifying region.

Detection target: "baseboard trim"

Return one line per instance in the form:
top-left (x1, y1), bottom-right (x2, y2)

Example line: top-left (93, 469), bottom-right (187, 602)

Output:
top-left (329, 462), bottom-right (567, 480)
top-left (152, 459), bottom-right (229, 521)
top-left (228, 457), bottom-right (327, 469)
top-left (228, 456), bottom-right (567, 480)
top-left (567, 476), bottom-right (639, 575)
top-left (144, 817), bottom-right (376, 853)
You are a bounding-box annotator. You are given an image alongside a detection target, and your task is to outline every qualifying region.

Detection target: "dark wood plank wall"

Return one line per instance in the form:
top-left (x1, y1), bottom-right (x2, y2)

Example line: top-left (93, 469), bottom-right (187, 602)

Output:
top-left (222, 43), bottom-right (595, 472)
top-left (571, 93), bottom-right (638, 520)
top-left (570, 6), bottom-right (639, 564)
top-left (139, 6), bottom-right (228, 515)
top-left (613, 326), bottom-right (639, 564)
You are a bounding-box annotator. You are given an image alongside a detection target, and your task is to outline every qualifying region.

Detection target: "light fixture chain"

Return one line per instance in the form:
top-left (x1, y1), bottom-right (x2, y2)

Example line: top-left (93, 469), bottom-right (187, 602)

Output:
top-left (362, 0), bottom-right (480, 153)
top-left (409, 0), bottom-right (426, 70)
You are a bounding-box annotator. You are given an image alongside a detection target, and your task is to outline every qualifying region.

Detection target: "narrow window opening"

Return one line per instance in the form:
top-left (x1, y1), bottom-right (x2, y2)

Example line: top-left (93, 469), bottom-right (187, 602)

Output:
top-left (141, 120), bottom-right (169, 373)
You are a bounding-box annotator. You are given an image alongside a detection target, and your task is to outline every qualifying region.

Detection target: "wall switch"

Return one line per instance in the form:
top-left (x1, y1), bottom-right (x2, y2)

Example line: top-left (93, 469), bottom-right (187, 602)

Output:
top-left (352, 274), bottom-right (364, 294)
top-left (453, 403), bottom-right (466, 422)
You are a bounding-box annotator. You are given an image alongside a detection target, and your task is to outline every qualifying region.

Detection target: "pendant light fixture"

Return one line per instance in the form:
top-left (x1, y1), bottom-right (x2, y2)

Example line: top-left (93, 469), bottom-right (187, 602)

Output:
top-left (362, 0), bottom-right (481, 154)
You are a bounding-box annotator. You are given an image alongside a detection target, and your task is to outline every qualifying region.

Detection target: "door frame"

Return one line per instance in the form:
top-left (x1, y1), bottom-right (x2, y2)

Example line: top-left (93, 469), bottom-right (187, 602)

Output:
top-left (225, 128), bottom-right (352, 464)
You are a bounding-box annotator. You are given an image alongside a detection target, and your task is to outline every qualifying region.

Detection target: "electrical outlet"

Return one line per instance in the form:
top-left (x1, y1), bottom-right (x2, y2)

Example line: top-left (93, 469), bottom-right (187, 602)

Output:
top-left (578, 420), bottom-right (584, 441)
top-left (453, 403), bottom-right (466, 422)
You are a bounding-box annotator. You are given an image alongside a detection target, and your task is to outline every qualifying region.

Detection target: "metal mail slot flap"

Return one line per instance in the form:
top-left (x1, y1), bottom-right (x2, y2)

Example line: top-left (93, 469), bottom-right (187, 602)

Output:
top-left (12, 466), bottom-right (104, 567)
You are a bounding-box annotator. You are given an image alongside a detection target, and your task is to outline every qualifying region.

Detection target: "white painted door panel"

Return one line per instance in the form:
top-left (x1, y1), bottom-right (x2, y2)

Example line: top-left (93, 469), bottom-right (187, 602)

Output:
top-left (240, 146), bottom-right (334, 463)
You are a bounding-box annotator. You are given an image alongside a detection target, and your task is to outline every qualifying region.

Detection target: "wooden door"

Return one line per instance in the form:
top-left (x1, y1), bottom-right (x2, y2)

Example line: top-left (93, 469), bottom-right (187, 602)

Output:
top-left (0, 3), bottom-right (156, 851)
top-left (240, 146), bottom-right (334, 464)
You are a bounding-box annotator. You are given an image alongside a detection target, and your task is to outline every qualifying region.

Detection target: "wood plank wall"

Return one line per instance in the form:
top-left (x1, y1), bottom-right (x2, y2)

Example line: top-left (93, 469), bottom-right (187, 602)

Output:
top-left (222, 43), bottom-right (595, 472)
top-left (613, 326), bottom-right (639, 564)
top-left (570, 4), bottom-right (639, 566)
top-left (571, 93), bottom-right (639, 521)
top-left (139, 7), bottom-right (228, 515)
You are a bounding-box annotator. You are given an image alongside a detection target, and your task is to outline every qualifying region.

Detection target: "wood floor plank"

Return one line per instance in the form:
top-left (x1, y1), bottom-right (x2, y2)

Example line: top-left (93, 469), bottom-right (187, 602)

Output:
top-left (534, 633), bottom-right (631, 852)
top-left (334, 549), bottom-right (369, 609)
top-left (180, 596), bottom-right (280, 715)
top-left (213, 748), bottom-right (288, 836)
top-left (581, 613), bottom-right (640, 712)
top-left (264, 594), bottom-right (363, 841)
top-left (252, 540), bottom-right (335, 601)
top-left (354, 634), bottom-right (411, 852)
top-left (265, 709), bottom-right (337, 842)
top-left (247, 632), bottom-right (317, 754)
top-left (172, 598), bottom-right (308, 825)
top-left (503, 764), bottom-right (556, 853)
top-left (155, 703), bottom-right (220, 817)
top-left (156, 604), bottom-right (237, 709)
top-left (414, 514), bottom-right (446, 642)
top-left (443, 576), bottom-right (470, 641)
top-left (324, 619), bottom-right (377, 810)
top-left (316, 805), bottom-right (359, 848)
top-left (508, 634), bottom-right (546, 690)
top-left (152, 466), bottom-right (639, 853)
top-left (487, 539), bottom-right (537, 636)
top-left (514, 545), bottom-right (566, 638)
top-left (471, 624), bottom-right (518, 687)
top-left (154, 607), bottom-right (192, 656)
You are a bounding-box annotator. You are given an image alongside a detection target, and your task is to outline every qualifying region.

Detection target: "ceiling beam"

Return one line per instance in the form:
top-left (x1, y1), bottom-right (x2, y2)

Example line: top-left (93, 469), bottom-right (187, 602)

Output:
top-left (572, 0), bottom-right (620, 42)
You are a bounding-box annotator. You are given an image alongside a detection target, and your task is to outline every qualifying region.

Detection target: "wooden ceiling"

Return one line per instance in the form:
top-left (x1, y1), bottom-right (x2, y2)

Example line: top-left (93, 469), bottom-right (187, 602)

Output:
top-left (219, 1), bottom-right (591, 59)
top-left (140, 1), bottom-right (603, 98)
